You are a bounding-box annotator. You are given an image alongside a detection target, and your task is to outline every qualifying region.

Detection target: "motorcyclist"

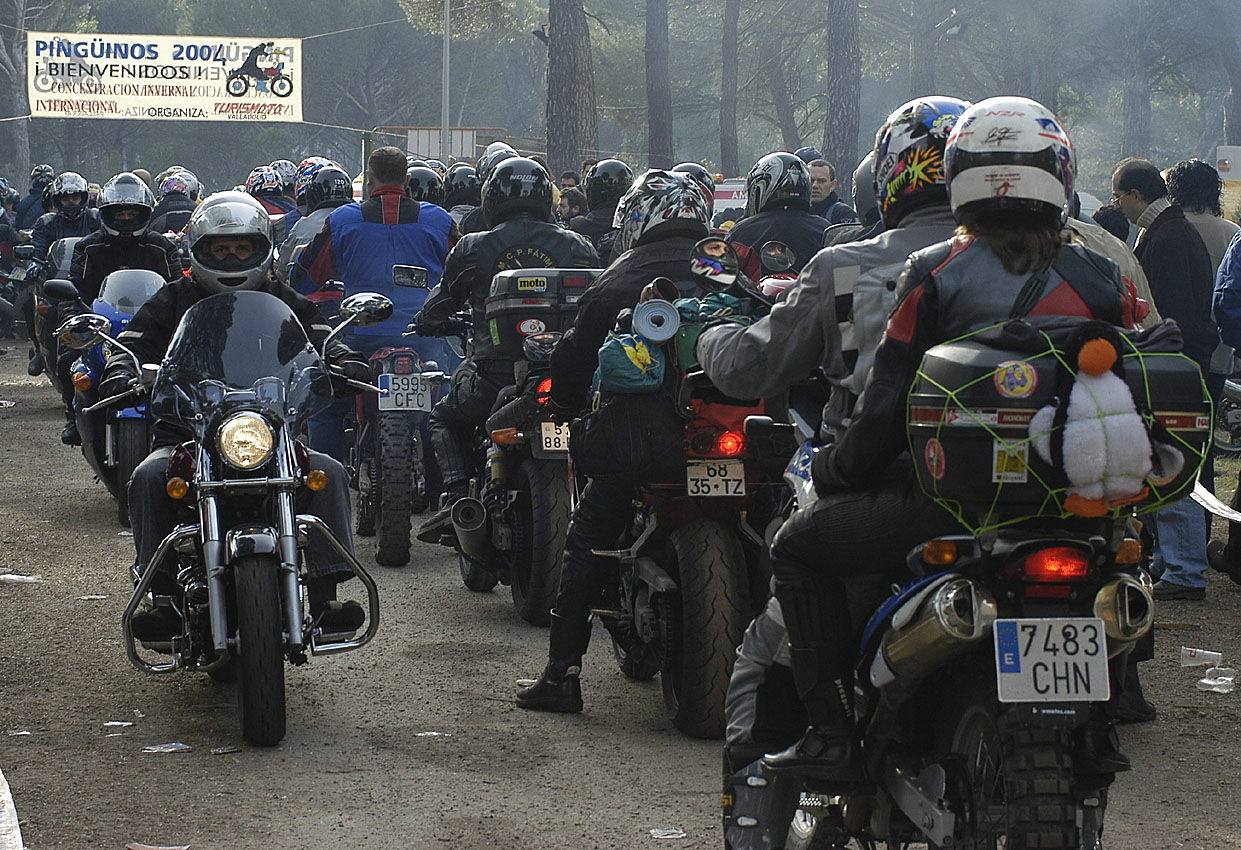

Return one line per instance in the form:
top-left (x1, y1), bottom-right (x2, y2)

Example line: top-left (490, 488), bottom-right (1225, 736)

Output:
top-left (414, 157), bottom-right (598, 541)
top-left (406, 166), bottom-right (445, 205)
top-left (269, 159), bottom-right (302, 231)
top-left (149, 170), bottom-right (200, 234)
top-left (458, 144), bottom-right (518, 235)
top-left (293, 156), bottom-right (333, 213)
top-left (61, 173), bottom-right (180, 445)
top-left (295, 146), bottom-right (458, 463)
top-left (246, 166), bottom-right (297, 220)
top-left (280, 166), bottom-right (353, 288)
top-left (99, 192), bottom-right (370, 641)
top-left (442, 165), bottom-right (481, 226)
top-left (514, 170), bottom-right (713, 713)
top-left (728, 97), bottom-right (1136, 783)
top-left (569, 158), bottom-right (633, 264)
top-left (726, 153), bottom-right (830, 274)
top-left (15, 164), bottom-right (55, 230)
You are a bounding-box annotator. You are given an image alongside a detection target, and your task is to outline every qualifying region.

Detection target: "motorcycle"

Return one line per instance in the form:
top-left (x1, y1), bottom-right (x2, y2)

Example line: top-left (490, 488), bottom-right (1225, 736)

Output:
top-left (55, 288), bottom-right (390, 746)
top-left (28, 237), bottom-right (84, 393)
top-left (1214, 372), bottom-right (1241, 456)
top-left (50, 272), bottom-right (164, 525)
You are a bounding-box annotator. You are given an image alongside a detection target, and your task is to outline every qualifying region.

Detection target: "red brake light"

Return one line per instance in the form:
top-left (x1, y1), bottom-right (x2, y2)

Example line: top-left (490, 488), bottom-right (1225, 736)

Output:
top-left (563, 274), bottom-right (589, 288)
top-left (1022, 547), bottom-right (1090, 582)
top-left (535, 377), bottom-right (553, 406)
top-left (715, 430), bottom-right (745, 457)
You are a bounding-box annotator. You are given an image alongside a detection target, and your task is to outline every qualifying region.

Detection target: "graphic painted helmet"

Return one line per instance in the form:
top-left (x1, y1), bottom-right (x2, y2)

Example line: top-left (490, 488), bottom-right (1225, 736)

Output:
top-left (406, 167), bottom-right (445, 205)
top-left (186, 191), bottom-right (274, 294)
top-left (294, 156), bottom-right (333, 207)
top-left (245, 166), bottom-right (283, 197)
top-left (671, 162), bottom-right (716, 215)
top-left (481, 157), bottom-right (553, 227)
top-left (269, 159), bottom-right (297, 193)
top-left (443, 165), bottom-right (481, 209)
top-left (30, 164), bottom-right (54, 189)
top-left (873, 96), bottom-right (970, 228)
top-left (612, 170), bottom-right (711, 255)
top-left (945, 96), bottom-right (1076, 223)
top-left (584, 159), bottom-right (634, 211)
top-left (302, 166), bottom-right (352, 212)
top-left (745, 152), bottom-right (811, 215)
top-left (98, 172), bottom-right (155, 236)
top-left (157, 171), bottom-right (199, 203)
top-left (50, 172), bottom-right (89, 221)
top-left (424, 159), bottom-right (447, 177)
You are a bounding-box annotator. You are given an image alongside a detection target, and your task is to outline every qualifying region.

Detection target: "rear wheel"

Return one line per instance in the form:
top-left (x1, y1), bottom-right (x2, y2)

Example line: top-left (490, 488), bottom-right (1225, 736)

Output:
top-left (114, 419), bottom-right (148, 528)
top-left (234, 556), bottom-right (286, 747)
top-left (509, 459), bottom-right (571, 626)
top-left (660, 519), bottom-right (750, 739)
top-left (375, 413), bottom-right (413, 567)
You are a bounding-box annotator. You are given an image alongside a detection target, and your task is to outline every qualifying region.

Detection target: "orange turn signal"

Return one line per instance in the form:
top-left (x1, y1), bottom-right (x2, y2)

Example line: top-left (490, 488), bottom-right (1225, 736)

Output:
top-left (1116, 538), bottom-right (1143, 565)
top-left (922, 539), bottom-right (959, 566)
top-left (72, 371), bottom-right (92, 391)
top-left (490, 427), bottom-right (520, 446)
top-left (306, 469), bottom-right (329, 491)
top-left (165, 477), bottom-right (189, 500)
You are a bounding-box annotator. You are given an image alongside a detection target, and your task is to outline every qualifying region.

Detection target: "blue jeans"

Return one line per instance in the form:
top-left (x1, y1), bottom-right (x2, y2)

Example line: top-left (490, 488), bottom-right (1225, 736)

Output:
top-left (1152, 496), bottom-right (1209, 589)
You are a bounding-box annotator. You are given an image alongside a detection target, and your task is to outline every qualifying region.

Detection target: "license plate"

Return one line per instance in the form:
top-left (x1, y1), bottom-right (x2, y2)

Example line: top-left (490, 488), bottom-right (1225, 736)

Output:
top-left (539, 421), bottom-right (570, 453)
top-left (686, 460), bottom-right (746, 497)
top-left (377, 373), bottom-right (433, 412)
top-left (994, 618), bottom-right (1109, 703)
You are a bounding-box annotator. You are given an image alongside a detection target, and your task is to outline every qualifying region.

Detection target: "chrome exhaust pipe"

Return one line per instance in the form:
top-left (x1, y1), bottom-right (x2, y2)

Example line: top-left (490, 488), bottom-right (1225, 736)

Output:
top-left (1094, 574), bottom-right (1154, 656)
top-left (451, 497), bottom-right (491, 560)
top-left (870, 578), bottom-right (998, 693)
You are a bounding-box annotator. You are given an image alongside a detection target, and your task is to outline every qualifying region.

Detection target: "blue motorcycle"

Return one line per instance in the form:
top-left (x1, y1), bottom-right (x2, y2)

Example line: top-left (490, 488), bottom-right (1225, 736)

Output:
top-left (67, 269), bottom-right (165, 526)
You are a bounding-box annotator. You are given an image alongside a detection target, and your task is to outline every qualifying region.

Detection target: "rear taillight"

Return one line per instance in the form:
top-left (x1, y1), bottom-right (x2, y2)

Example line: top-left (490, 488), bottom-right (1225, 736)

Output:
top-left (535, 377), bottom-right (553, 406)
top-left (1022, 546), bottom-right (1091, 582)
top-left (715, 430), bottom-right (745, 457)
top-left (687, 426), bottom-right (745, 458)
top-left (391, 354), bottom-right (415, 375)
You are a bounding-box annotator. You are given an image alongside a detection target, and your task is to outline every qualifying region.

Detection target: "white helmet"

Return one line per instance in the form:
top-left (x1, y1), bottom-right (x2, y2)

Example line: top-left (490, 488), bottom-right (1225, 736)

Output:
top-left (186, 191), bottom-right (274, 294)
top-left (944, 96), bottom-right (1075, 222)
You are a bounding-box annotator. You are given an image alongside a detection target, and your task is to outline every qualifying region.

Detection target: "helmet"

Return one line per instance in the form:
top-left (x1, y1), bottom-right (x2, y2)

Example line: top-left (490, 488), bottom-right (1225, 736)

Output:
top-left (157, 170), bottom-right (200, 203)
top-left (944, 96), bottom-right (1075, 223)
top-left (406, 167), bottom-right (444, 204)
top-left (186, 192), bottom-right (274, 294)
top-left (851, 151), bottom-right (879, 223)
top-left (443, 165), bottom-right (481, 208)
top-left (30, 164), bottom-right (54, 188)
top-left (245, 166), bottom-right (283, 197)
top-left (477, 144), bottom-right (518, 182)
top-left (794, 146), bottom-right (822, 164)
top-left (612, 170), bottom-right (711, 255)
top-left (269, 159), bottom-right (297, 193)
top-left (584, 159), bottom-right (634, 211)
top-left (87, 183), bottom-right (101, 207)
top-left (294, 156), bottom-right (332, 207)
top-left (2, 188), bottom-right (19, 208)
top-left (424, 159), bottom-right (447, 176)
top-left (50, 172), bottom-right (89, 221)
top-left (745, 153), bottom-right (811, 215)
top-left (481, 157), bottom-right (554, 227)
top-left (873, 96), bottom-right (969, 227)
top-left (671, 162), bottom-right (716, 214)
top-left (302, 166), bottom-right (352, 212)
top-left (405, 158), bottom-right (429, 170)
top-left (98, 172), bottom-right (155, 237)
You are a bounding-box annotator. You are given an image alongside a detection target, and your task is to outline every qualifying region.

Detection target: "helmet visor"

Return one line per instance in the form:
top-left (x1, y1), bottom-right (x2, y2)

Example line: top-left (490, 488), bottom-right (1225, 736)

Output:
top-left (101, 204), bottom-right (152, 234)
top-left (192, 234), bottom-right (272, 272)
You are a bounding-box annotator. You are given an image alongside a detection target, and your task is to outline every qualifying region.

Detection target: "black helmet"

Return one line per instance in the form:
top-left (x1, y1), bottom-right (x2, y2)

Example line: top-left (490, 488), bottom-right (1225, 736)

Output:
top-left (302, 166), bottom-right (353, 212)
top-left (477, 145), bottom-right (518, 182)
top-left (745, 152), bottom-right (811, 215)
top-left (482, 157), bottom-right (554, 227)
top-left (443, 165), bottom-right (481, 208)
top-left (2, 187), bottom-right (19, 208)
top-left (98, 172), bottom-right (155, 237)
top-left (585, 159), bottom-right (634, 211)
top-left (30, 164), bottom-right (54, 189)
top-left (406, 167), bottom-right (444, 205)
top-left (671, 162), bottom-right (716, 213)
top-left (50, 172), bottom-right (89, 221)
top-left (41, 183), bottom-right (54, 213)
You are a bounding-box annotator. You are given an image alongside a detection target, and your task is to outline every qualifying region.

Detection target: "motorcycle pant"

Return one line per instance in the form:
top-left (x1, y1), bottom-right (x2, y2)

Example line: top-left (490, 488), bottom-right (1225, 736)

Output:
top-left (427, 357), bottom-right (510, 490)
top-left (725, 596), bottom-right (807, 750)
top-left (546, 477), bottom-right (637, 670)
top-left (128, 446), bottom-right (357, 593)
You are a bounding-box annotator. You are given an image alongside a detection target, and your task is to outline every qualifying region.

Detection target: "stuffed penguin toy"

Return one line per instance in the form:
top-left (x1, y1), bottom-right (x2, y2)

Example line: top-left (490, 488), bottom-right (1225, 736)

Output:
top-left (1028, 332), bottom-right (1183, 518)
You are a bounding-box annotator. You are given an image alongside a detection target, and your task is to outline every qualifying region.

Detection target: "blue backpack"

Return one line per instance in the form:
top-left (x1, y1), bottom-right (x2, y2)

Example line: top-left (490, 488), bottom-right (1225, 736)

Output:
top-left (593, 332), bottom-right (667, 394)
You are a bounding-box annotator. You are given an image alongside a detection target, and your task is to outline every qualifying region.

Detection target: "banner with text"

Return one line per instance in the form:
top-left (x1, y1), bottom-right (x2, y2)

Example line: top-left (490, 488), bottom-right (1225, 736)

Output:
top-left (27, 32), bottom-right (303, 123)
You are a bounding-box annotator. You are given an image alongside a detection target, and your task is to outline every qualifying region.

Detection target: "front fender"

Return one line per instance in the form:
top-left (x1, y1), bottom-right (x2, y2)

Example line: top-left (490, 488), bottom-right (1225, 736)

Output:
top-left (224, 525), bottom-right (280, 564)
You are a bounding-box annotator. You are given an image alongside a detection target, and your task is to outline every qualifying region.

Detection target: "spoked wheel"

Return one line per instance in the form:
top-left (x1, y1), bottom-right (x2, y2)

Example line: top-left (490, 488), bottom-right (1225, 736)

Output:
top-left (1215, 393), bottom-right (1241, 456)
top-left (355, 456), bottom-right (376, 537)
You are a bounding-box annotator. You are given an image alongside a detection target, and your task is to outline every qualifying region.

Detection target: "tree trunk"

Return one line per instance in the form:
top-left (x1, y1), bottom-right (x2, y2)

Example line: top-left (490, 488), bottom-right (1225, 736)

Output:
top-left (645, 0), bottom-right (674, 168)
top-left (719, 0), bottom-right (741, 175)
top-left (0, 16), bottom-right (31, 180)
top-left (1120, 63), bottom-right (1152, 158)
top-left (1227, 63), bottom-right (1241, 147)
top-left (907, 0), bottom-right (936, 99)
top-left (821, 0), bottom-right (860, 196)
top-left (546, 0), bottom-right (599, 176)
top-left (764, 48), bottom-right (801, 151)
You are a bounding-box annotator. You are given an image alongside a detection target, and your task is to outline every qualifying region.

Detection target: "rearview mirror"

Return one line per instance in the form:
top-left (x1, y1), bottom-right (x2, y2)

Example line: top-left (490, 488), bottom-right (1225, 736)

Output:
top-left (691, 237), bottom-right (739, 287)
top-left (13, 245), bottom-right (35, 260)
top-left (43, 279), bottom-right (80, 302)
top-left (56, 313), bottom-right (110, 350)
top-left (393, 264), bottom-right (429, 289)
top-left (759, 241), bottom-right (794, 273)
top-left (339, 292), bottom-right (393, 326)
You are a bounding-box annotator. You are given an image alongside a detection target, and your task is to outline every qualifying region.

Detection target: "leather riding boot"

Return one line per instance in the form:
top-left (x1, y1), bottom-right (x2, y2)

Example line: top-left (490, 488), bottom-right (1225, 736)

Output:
top-left (515, 609), bottom-right (590, 713)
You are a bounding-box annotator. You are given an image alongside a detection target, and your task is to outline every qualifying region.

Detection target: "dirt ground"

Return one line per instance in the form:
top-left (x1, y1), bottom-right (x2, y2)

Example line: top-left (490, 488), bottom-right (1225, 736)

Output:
top-left (4, 352), bottom-right (1241, 849)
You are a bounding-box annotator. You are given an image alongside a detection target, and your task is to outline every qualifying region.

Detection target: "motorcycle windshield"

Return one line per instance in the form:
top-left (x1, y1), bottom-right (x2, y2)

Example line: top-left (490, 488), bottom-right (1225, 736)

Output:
top-left (47, 238), bottom-right (81, 278)
top-left (150, 290), bottom-right (329, 428)
top-left (98, 269), bottom-right (165, 315)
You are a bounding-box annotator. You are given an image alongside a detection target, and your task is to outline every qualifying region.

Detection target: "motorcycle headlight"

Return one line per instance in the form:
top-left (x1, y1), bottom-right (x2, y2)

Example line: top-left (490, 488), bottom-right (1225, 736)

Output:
top-left (216, 412), bottom-right (275, 470)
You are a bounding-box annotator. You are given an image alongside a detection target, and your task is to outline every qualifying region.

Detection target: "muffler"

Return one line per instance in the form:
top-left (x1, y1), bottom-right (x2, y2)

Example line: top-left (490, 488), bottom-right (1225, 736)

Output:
top-left (869, 578), bottom-right (998, 693)
top-left (1094, 574), bottom-right (1154, 655)
top-left (451, 497), bottom-right (491, 560)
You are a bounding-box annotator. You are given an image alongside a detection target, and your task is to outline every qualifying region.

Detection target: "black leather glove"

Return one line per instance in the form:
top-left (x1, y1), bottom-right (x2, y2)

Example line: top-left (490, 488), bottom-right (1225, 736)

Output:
top-left (810, 445), bottom-right (848, 498)
top-left (98, 368), bottom-right (137, 401)
top-left (332, 357), bottom-right (371, 385)
top-left (546, 397), bottom-right (578, 424)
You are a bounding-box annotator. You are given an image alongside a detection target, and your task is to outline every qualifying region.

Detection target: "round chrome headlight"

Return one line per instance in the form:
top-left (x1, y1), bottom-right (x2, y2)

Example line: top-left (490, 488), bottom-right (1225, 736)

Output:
top-left (216, 412), bottom-right (275, 470)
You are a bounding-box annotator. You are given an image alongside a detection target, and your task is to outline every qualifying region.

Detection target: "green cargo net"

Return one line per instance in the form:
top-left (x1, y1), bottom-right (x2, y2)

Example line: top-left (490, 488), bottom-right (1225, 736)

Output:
top-left (906, 321), bottom-right (1211, 536)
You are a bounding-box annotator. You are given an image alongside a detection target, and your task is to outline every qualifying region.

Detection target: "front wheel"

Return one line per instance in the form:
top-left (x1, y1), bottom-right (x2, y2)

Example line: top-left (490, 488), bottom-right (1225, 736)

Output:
top-left (234, 556), bottom-right (287, 746)
top-left (509, 458), bottom-right (571, 626)
top-left (226, 74), bottom-right (249, 97)
top-left (270, 75), bottom-right (293, 97)
top-left (113, 418), bottom-right (148, 528)
top-left (660, 519), bottom-right (751, 739)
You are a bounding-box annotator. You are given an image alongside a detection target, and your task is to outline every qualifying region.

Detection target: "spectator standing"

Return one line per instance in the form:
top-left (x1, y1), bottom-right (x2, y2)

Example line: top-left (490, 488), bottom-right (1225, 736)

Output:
top-left (807, 160), bottom-right (858, 225)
